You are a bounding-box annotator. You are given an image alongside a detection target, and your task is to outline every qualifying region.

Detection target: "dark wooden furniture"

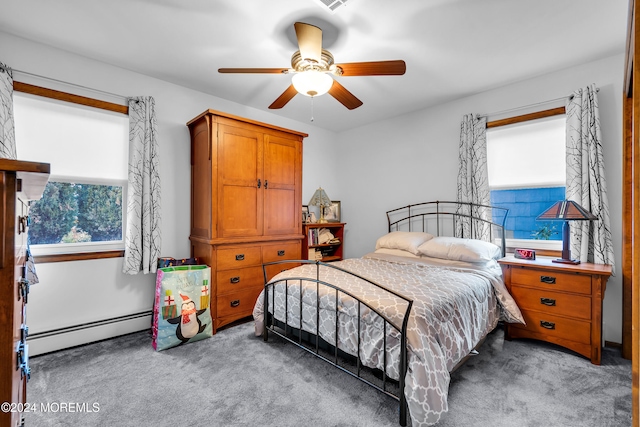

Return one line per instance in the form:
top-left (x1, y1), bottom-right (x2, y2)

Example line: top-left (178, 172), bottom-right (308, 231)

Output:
top-left (0, 159), bottom-right (49, 427)
top-left (622, 1), bottom-right (639, 423)
top-left (499, 255), bottom-right (612, 364)
top-left (187, 110), bottom-right (306, 333)
top-left (302, 222), bottom-right (345, 262)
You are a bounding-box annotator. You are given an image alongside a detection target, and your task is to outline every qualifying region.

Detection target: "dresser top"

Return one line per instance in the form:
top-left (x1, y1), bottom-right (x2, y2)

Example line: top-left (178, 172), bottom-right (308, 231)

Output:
top-left (498, 255), bottom-right (612, 276)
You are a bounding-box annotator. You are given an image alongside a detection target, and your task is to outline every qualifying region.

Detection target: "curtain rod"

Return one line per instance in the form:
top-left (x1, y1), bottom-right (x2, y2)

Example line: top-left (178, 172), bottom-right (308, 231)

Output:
top-left (477, 87), bottom-right (599, 119)
top-left (9, 67), bottom-right (129, 103)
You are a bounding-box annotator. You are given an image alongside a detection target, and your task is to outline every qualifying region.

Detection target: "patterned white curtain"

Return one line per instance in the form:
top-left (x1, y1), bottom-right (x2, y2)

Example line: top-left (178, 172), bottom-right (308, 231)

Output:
top-left (566, 84), bottom-right (615, 273)
top-left (123, 96), bottom-right (162, 274)
top-left (456, 114), bottom-right (491, 240)
top-left (0, 62), bottom-right (17, 159)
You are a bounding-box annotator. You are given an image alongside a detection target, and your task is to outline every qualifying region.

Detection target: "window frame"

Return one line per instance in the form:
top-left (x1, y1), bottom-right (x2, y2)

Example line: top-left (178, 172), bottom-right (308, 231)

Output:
top-left (14, 82), bottom-right (129, 263)
top-left (487, 106), bottom-right (566, 256)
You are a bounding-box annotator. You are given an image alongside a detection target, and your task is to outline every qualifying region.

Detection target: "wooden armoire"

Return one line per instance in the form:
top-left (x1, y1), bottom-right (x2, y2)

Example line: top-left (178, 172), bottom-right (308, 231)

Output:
top-left (0, 159), bottom-right (49, 427)
top-left (187, 110), bottom-right (307, 333)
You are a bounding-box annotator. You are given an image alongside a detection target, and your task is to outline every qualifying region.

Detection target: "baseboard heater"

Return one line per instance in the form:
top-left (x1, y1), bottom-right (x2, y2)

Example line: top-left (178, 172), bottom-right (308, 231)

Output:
top-left (28, 311), bottom-right (153, 356)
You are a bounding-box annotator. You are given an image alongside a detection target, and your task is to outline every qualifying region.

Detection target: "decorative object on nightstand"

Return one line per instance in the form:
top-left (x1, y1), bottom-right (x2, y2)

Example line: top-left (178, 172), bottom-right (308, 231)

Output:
top-left (498, 256), bottom-right (612, 365)
top-left (514, 248), bottom-right (536, 260)
top-left (537, 199), bottom-right (597, 264)
top-left (308, 187), bottom-right (332, 224)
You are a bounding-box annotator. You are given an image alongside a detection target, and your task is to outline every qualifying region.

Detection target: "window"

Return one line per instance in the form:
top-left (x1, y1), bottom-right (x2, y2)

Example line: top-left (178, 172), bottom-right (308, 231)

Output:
top-left (13, 90), bottom-right (129, 257)
top-left (486, 112), bottom-right (566, 250)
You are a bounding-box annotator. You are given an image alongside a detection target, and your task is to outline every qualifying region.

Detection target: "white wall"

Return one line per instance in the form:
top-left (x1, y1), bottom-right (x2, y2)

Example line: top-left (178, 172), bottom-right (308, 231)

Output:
top-left (336, 53), bottom-right (625, 343)
top-left (0, 31), bottom-right (340, 353)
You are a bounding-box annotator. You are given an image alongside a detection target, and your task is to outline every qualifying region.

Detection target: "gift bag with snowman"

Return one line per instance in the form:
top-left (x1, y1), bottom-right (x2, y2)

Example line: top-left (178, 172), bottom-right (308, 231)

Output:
top-left (152, 265), bottom-right (213, 351)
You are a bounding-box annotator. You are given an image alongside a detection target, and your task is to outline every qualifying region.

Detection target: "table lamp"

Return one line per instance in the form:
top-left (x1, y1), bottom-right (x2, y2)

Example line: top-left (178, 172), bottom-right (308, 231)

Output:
top-left (308, 187), bottom-right (332, 224)
top-left (536, 200), bottom-right (597, 264)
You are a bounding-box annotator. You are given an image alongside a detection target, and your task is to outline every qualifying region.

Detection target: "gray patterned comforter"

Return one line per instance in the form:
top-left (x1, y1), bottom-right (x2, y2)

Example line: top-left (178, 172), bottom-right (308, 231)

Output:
top-left (253, 253), bottom-right (524, 426)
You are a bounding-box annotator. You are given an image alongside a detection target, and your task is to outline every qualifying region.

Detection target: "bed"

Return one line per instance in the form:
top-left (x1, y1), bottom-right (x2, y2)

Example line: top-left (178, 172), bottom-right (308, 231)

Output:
top-left (252, 201), bottom-right (524, 426)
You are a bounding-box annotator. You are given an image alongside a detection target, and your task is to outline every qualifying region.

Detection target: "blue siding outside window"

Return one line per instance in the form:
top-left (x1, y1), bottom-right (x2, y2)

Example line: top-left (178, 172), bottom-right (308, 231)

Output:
top-left (490, 187), bottom-right (565, 240)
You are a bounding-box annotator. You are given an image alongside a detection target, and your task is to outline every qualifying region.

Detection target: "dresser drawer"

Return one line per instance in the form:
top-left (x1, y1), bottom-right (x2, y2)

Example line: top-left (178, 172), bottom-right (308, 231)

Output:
top-left (217, 266), bottom-right (264, 294)
top-left (510, 285), bottom-right (591, 320)
top-left (262, 241), bottom-right (300, 263)
top-left (262, 241), bottom-right (301, 282)
top-left (511, 267), bottom-right (591, 295)
top-left (512, 309), bottom-right (591, 345)
top-left (217, 245), bottom-right (262, 270)
top-left (217, 287), bottom-right (262, 318)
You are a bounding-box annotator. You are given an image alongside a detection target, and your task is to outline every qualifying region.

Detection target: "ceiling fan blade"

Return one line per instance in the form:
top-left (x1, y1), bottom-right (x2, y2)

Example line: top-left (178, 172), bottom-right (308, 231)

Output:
top-left (328, 80), bottom-right (363, 110)
top-left (294, 22), bottom-right (322, 63)
top-left (269, 85), bottom-right (298, 109)
top-left (335, 60), bottom-right (406, 76)
top-left (218, 68), bottom-right (289, 74)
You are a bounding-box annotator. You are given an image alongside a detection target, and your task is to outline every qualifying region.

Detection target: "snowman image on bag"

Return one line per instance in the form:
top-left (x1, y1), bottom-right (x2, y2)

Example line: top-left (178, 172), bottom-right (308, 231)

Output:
top-left (167, 292), bottom-right (207, 344)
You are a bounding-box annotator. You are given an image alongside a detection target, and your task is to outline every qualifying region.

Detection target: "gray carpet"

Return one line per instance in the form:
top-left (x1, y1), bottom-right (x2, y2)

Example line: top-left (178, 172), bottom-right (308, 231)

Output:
top-left (26, 321), bottom-right (631, 427)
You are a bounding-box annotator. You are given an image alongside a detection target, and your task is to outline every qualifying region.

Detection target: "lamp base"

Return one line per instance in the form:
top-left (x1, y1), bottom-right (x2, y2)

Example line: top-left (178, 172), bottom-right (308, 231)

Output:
top-left (317, 218), bottom-right (328, 224)
top-left (552, 258), bottom-right (581, 265)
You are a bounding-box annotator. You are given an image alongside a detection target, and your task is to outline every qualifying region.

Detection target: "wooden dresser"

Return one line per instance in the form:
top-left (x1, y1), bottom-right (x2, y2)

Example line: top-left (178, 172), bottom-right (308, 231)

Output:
top-left (0, 159), bottom-right (49, 427)
top-left (187, 110), bottom-right (306, 333)
top-left (499, 255), bottom-right (612, 364)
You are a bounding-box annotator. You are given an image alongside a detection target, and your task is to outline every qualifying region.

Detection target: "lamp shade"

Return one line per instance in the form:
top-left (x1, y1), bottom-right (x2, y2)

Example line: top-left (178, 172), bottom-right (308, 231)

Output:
top-left (308, 187), bottom-right (331, 207)
top-left (536, 200), bottom-right (597, 264)
top-left (292, 71), bottom-right (333, 97)
top-left (536, 200), bottom-right (597, 221)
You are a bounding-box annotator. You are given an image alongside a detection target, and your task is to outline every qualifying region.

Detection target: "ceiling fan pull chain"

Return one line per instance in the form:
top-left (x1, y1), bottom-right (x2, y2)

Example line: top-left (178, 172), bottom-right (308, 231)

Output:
top-left (310, 96), bottom-right (314, 122)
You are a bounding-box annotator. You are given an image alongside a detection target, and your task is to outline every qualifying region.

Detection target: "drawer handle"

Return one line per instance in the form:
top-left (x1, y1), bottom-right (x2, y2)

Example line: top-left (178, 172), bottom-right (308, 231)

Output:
top-left (230, 276), bottom-right (240, 284)
top-left (230, 300), bottom-right (240, 308)
top-left (540, 275), bottom-right (556, 284)
top-left (540, 320), bottom-right (556, 330)
top-left (277, 250), bottom-right (285, 256)
top-left (235, 254), bottom-right (245, 261)
top-left (540, 297), bottom-right (556, 306)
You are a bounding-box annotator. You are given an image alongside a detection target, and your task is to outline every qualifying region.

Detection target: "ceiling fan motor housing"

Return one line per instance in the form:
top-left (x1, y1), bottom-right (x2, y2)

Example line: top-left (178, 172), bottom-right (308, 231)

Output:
top-left (291, 49), bottom-right (341, 75)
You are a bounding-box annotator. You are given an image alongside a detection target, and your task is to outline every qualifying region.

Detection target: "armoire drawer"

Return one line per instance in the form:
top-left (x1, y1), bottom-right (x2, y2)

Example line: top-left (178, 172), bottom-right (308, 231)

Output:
top-left (510, 285), bottom-right (591, 320)
top-left (216, 245), bottom-right (262, 270)
top-left (217, 287), bottom-right (263, 318)
top-left (262, 241), bottom-right (300, 263)
top-left (511, 267), bottom-right (592, 295)
top-left (217, 266), bottom-right (264, 294)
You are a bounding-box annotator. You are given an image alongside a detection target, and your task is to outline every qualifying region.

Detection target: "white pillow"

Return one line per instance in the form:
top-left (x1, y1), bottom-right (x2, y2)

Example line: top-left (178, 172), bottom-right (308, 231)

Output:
top-left (375, 231), bottom-right (434, 255)
top-left (416, 236), bottom-right (502, 263)
top-left (373, 248), bottom-right (421, 258)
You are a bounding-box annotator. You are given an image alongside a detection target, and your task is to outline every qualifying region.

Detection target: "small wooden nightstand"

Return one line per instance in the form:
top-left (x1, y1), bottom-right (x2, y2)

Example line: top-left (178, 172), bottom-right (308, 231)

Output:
top-left (302, 223), bottom-right (345, 262)
top-left (498, 256), bottom-right (612, 365)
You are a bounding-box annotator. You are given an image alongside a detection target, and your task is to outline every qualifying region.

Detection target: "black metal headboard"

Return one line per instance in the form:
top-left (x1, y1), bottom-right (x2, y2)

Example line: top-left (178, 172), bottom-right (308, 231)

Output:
top-left (386, 201), bottom-right (509, 256)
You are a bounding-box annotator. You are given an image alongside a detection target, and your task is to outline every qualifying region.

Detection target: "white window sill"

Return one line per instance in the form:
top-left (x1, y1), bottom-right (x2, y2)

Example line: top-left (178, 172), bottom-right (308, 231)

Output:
top-left (504, 238), bottom-right (562, 251)
top-left (31, 241), bottom-right (125, 257)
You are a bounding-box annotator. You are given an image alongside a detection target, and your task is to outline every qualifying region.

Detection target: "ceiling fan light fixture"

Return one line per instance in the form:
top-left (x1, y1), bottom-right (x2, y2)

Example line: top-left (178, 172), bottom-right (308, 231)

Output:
top-left (292, 71), bottom-right (333, 97)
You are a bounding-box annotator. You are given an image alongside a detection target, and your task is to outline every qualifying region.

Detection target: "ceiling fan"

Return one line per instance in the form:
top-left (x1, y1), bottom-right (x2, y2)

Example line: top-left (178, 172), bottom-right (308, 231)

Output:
top-left (218, 22), bottom-right (406, 110)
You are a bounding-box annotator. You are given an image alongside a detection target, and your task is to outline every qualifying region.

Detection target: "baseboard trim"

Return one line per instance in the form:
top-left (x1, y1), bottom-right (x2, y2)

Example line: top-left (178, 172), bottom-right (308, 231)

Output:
top-left (604, 340), bottom-right (622, 349)
top-left (28, 311), bottom-right (152, 356)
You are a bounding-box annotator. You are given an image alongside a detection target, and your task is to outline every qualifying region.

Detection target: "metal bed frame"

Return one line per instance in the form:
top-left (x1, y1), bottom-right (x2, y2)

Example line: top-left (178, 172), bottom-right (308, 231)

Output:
top-left (261, 201), bottom-right (508, 426)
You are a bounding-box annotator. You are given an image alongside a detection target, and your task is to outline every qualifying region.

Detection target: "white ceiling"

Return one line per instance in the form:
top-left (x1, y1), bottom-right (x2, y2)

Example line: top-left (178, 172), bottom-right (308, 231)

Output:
top-left (0, 0), bottom-right (629, 132)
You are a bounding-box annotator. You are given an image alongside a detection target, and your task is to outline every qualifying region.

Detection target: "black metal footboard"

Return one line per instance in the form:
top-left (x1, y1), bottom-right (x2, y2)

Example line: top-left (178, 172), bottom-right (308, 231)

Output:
top-left (261, 260), bottom-right (414, 427)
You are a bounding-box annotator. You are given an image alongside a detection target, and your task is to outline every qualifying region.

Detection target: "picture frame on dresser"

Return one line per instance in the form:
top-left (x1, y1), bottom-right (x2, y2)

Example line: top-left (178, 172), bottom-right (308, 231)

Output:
top-left (302, 205), bottom-right (309, 223)
top-left (324, 200), bottom-right (341, 222)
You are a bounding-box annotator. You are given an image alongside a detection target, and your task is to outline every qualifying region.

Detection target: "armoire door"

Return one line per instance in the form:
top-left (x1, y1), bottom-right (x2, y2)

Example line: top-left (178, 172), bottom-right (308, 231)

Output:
top-left (217, 124), bottom-right (264, 237)
top-left (263, 134), bottom-right (301, 236)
